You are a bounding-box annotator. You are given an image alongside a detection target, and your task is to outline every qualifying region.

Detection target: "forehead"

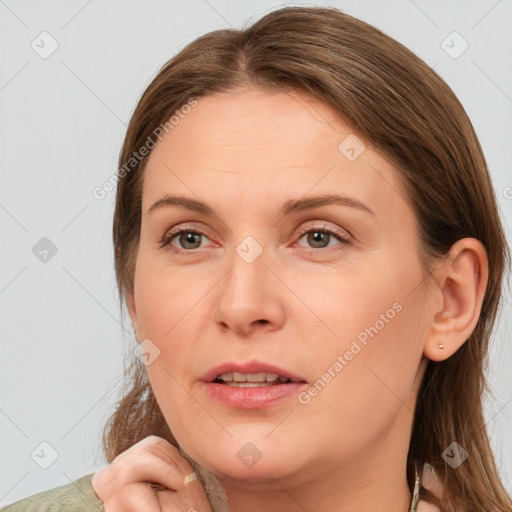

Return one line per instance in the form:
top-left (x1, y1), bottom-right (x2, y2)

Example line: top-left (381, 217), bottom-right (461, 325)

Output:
top-left (146, 88), bottom-right (355, 171)
top-left (141, 87), bottom-right (410, 219)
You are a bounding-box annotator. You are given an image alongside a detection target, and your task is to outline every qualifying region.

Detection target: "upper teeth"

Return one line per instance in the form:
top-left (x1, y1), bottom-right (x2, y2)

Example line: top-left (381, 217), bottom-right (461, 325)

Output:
top-left (217, 372), bottom-right (290, 383)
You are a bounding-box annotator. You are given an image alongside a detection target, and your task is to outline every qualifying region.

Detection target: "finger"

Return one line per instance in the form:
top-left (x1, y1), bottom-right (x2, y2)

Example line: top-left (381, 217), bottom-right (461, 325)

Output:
top-left (121, 484), bottom-right (206, 512)
top-left (138, 436), bottom-right (197, 477)
top-left (162, 476), bottom-right (209, 512)
top-left (115, 482), bottom-right (163, 512)
top-left (157, 489), bottom-right (203, 512)
top-left (96, 454), bottom-right (188, 496)
top-left (112, 436), bottom-right (192, 477)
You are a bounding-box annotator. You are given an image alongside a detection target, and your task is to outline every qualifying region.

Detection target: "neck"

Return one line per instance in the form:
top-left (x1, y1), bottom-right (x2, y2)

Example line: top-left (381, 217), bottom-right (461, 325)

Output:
top-left (223, 449), bottom-right (413, 512)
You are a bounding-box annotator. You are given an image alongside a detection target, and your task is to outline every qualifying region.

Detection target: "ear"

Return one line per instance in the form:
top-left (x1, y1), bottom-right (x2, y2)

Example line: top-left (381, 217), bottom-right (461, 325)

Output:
top-left (127, 291), bottom-right (141, 342)
top-left (423, 238), bottom-right (488, 362)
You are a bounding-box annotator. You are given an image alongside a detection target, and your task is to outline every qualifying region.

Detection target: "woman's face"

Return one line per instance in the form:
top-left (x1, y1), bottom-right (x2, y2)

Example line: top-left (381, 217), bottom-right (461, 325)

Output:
top-left (129, 87), bottom-right (432, 483)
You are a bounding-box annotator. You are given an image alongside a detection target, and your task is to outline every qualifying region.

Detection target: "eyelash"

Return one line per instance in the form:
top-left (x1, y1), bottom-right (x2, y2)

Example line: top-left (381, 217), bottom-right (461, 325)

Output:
top-left (158, 223), bottom-right (351, 254)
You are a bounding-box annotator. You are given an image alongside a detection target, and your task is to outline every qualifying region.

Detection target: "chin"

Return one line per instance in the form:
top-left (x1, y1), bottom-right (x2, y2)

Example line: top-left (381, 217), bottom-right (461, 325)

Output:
top-left (178, 427), bottom-right (307, 483)
top-left (212, 451), bottom-right (301, 484)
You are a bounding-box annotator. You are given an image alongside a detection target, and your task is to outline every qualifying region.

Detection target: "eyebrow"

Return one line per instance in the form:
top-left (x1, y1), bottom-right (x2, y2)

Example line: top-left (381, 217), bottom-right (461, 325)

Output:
top-left (147, 193), bottom-right (374, 217)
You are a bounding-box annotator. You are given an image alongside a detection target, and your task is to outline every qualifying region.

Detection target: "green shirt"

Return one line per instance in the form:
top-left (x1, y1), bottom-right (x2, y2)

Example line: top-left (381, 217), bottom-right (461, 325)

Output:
top-left (1, 470), bottom-right (442, 512)
top-left (2, 474), bottom-right (103, 512)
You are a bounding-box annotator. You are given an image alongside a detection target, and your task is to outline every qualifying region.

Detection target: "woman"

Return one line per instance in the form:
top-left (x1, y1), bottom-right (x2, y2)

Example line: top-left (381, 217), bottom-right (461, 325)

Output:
top-left (4, 5), bottom-right (510, 512)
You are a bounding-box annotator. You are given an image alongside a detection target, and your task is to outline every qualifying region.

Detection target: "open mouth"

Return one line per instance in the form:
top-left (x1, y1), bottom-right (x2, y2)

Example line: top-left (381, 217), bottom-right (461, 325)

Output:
top-left (213, 372), bottom-right (293, 387)
top-left (202, 364), bottom-right (308, 408)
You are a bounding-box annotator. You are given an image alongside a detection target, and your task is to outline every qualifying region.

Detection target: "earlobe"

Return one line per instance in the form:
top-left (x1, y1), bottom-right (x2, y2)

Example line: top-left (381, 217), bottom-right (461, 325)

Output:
top-left (423, 238), bottom-right (488, 362)
top-left (424, 311), bottom-right (456, 362)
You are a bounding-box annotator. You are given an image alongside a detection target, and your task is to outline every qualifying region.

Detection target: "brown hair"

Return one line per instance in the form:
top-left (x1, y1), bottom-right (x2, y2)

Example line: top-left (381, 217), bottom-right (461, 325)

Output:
top-left (101, 6), bottom-right (511, 511)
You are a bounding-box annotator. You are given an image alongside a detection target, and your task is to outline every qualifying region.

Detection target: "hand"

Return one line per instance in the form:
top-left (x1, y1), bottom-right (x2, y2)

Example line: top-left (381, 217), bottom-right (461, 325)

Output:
top-left (91, 435), bottom-right (213, 512)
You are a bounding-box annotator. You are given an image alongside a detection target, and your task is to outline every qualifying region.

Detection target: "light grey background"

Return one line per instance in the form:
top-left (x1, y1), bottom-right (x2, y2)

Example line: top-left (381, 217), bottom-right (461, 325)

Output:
top-left (1, 0), bottom-right (511, 506)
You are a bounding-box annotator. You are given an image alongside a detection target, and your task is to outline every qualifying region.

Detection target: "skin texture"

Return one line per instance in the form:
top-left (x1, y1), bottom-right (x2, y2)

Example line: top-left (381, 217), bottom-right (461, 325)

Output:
top-left (91, 435), bottom-right (212, 512)
top-left (126, 87), bottom-right (488, 512)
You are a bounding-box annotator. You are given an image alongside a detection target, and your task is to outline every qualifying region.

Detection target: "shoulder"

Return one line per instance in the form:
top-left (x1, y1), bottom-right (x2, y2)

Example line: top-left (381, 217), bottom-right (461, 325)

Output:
top-left (2, 473), bottom-right (103, 512)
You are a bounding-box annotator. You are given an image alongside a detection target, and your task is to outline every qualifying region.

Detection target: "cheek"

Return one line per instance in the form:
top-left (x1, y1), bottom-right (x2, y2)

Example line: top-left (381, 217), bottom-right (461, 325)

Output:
top-left (300, 257), bottom-right (426, 419)
top-left (134, 267), bottom-right (202, 433)
top-left (318, 296), bottom-right (422, 422)
top-left (132, 259), bottom-right (207, 409)
top-left (133, 252), bottom-right (205, 341)
top-left (293, 309), bottom-right (422, 459)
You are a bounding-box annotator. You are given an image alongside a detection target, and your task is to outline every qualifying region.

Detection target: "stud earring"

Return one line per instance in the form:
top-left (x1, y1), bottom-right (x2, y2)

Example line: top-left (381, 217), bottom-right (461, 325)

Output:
top-left (438, 343), bottom-right (445, 349)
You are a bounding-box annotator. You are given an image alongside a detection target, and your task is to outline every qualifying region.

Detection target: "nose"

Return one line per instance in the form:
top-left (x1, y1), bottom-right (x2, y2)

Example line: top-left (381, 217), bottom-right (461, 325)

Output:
top-left (213, 243), bottom-right (286, 337)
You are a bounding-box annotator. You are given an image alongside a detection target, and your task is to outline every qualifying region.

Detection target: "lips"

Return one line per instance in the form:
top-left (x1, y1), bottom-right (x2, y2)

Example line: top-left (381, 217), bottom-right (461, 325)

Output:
top-left (199, 360), bottom-right (308, 409)
top-left (200, 360), bottom-right (307, 384)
